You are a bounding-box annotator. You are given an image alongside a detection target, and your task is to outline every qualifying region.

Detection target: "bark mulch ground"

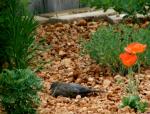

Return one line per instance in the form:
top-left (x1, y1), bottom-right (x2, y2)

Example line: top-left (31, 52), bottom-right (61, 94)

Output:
top-left (34, 19), bottom-right (150, 114)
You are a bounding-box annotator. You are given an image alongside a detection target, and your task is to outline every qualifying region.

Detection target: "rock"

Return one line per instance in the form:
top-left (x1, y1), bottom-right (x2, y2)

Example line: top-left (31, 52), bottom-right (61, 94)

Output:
top-left (147, 75), bottom-right (150, 79)
top-left (50, 10), bottom-right (108, 23)
top-left (114, 75), bottom-right (122, 80)
top-left (81, 107), bottom-right (87, 111)
top-left (103, 79), bottom-right (111, 88)
top-left (55, 23), bottom-right (64, 27)
top-left (88, 77), bottom-right (94, 82)
top-left (94, 85), bottom-right (101, 89)
top-left (59, 50), bottom-right (67, 57)
top-left (61, 58), bottom-right (72, 68)
top-left (145, 69), bottom-right (150, 75)
top-left (143, 90), bottom-right (150, 95)
top-left (106, 14), bottom-right (126, 24)
top-left (68, 72), bottom-right (74, 77)
top-left (76, 95), bottom-right (81, 99)
top-left (63, 97), bottom-right (70, 102)
top-left (34, 16), bottom-right (49, 24)
top-left (135, 74), bottom-right (145, 80)
top-left (75, 78), bottom-right (82, 83)
top-left (77, 19), bottom-right (87, 26)
top-left (80, 99), bottom-right (87, 105)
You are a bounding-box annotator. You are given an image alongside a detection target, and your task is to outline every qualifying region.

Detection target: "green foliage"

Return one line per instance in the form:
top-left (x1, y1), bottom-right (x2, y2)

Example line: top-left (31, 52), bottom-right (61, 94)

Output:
top-left (120, 95), bottom-right (148, 113)
top-left (21, 0), bottom-right (29, 7)
top-left (81, 0), bottom-right (150, 18)
top-left (0, 69), bottom-right (43, 114)
top-left (0, 0), bottom-right (8, 11)
top-left (0, 0), bottom-right (38, 70)
top-left (0, 0), bottom-right (29, 12)
top-left (0, 1), bottom-right (43, 114)
top-left (83, 25), bottom-right (150, 75)
top-left (20, 0), bottom-right (30, 12)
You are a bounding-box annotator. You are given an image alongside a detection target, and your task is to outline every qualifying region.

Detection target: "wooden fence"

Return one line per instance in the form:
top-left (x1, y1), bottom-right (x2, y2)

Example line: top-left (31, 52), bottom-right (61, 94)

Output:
top-left (28, 0), bottom-right (80, 14)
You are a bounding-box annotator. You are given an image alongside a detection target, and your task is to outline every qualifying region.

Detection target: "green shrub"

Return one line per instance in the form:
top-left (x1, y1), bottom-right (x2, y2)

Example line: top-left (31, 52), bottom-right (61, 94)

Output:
top-left (81, 0), bottom-right (150, 19)
top-left (0, 0), bottom-right (38, 70)
top-left (120, 95), bottom-right (148, 113)
top-left (0, 0), bottom-right (8, 11)
top-left (83, 25), bottom-right (150, 75)
top-left (0, 69), bottom-right (42, 114)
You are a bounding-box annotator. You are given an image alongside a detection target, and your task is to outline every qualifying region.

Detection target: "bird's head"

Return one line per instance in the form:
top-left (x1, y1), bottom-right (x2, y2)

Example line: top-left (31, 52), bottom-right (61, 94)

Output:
top-left (50, 82), bottom-right (59, 90)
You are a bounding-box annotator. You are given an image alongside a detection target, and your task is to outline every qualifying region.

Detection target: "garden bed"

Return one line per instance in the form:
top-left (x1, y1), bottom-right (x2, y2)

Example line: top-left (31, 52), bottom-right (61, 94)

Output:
top-left (34, 19), bottom-right (150, 114)
top-left (1, 1), bottom-right (150, 114)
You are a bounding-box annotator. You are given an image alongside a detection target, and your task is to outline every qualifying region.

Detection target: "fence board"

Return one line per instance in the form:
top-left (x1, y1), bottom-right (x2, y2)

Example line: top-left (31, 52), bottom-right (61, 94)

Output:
top-left (28, 0), bottom-right (80, 14)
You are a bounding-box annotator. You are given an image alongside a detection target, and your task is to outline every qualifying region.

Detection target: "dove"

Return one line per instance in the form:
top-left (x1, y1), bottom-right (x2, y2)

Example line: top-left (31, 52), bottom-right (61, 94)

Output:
top-left (50, 82), bottom-right (101, 98)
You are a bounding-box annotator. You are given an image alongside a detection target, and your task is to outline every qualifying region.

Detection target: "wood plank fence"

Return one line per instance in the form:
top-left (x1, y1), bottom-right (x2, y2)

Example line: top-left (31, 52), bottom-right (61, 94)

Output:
top-left (28, 0), bottom-right (80, 14)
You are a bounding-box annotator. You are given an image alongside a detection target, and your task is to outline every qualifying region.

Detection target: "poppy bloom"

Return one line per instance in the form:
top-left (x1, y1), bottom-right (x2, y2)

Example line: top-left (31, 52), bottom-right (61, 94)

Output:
top-left (119, 52), bottom-right (137, 67)
top-left (125, 42), bottom-right (147, 54)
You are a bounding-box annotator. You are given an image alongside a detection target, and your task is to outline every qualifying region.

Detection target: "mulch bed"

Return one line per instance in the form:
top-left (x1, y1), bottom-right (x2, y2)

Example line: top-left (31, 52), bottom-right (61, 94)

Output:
top-left (34, 19), bottom-right (150, 114)
top-left (1, 19), bottom-right (149, 114)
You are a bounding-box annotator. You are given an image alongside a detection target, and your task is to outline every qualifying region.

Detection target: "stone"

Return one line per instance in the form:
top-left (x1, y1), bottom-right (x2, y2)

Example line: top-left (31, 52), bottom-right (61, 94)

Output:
top-left (34, 16), bottom-right (49, 24)
top-left (77, 19), bottom-right (87, 26)
top-left (59, 50), bottom-right (67, 57)
top-left (82, 107), bottom-right (87, 111)
top-left (147, 75), bottom-right (150, 79)
top-left (76, 95), bottom-right (81, 99)
top-left (50, 9), bottom-right (116, 23)
top-left (114, 74), bottom-right (122, 79)
top-left (106, 14), bottom-right (127, 24)
top-left (103, 79), bottom-right (111, 88)
top-left (61, 58), bottom-right (72, 68)
top-left (88, 77), bottom-right (94, 82)
top-left (145, 69), bottom-right (150, 75)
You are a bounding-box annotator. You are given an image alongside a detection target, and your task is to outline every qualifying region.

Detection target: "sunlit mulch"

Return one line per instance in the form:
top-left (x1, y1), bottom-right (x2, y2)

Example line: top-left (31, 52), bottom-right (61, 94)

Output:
top-left (35, 19), bottom-right (150, 114)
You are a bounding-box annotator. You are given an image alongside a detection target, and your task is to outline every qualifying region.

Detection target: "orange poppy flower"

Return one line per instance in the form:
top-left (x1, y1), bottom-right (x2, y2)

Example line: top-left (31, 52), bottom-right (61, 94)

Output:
top-left (125, 42), bottom-right (147, 54)
top-left (119, 52), bottom-right (137, 67)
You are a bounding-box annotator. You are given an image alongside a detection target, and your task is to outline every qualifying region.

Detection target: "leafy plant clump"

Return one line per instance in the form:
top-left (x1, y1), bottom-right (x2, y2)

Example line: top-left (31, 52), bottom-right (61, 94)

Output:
top-left (0, 0), bottom-right (38, 70)
top-left (120, 95), bottom-right (148, 113)
top-left (83, 25), bottom-right (150, 75)
top-left (0, 69), bottom-right (43, 114)
top-left (81, 0), bottom-right (150, 19)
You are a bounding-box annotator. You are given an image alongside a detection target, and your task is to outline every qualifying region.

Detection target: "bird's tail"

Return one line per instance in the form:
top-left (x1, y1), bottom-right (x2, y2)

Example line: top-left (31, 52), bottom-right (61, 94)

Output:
top-left (90, 89), bottom-right (106, 93)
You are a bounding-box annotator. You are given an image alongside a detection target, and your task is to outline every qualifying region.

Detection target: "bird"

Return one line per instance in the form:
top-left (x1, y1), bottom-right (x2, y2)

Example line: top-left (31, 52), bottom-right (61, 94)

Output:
top-left (50, 81), bottom-right (102, 98)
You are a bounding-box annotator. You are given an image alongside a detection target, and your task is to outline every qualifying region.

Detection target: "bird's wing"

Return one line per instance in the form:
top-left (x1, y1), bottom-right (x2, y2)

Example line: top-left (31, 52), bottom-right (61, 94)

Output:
top-left (68, 84), bottom-right (80, 94)
top-left (70, 83), bottom-right (91, 93)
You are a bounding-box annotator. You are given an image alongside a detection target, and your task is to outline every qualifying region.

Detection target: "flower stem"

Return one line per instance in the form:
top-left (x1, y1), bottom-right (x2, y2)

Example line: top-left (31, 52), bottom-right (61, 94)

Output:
top-left (127, 67), bottom-right (138, 95)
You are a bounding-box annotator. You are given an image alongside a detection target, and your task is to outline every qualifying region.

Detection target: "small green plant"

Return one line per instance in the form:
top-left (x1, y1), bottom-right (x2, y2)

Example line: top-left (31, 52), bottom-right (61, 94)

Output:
top-left (120, 95), bottom-right (148, 113)
top-left (0, 0), bottom-right (38, 70)
top-left (0, 69), bottom-right (43, 114)
top-left (81, 0), bottom-right (150, 20)
top-left (83, 25), bottom-right (150, 75)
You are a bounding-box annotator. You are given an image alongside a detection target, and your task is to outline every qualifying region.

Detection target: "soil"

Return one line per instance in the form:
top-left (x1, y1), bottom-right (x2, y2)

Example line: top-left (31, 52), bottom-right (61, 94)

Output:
top-left (34, 19), bottom-right (150, 114)
top-left (0, 19), bottom-right (150, 114)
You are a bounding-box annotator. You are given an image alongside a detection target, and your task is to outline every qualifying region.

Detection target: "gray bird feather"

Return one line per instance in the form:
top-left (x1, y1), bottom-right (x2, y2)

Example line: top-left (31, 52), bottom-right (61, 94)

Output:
top-left (50, 82), bottom-right (101, 98)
